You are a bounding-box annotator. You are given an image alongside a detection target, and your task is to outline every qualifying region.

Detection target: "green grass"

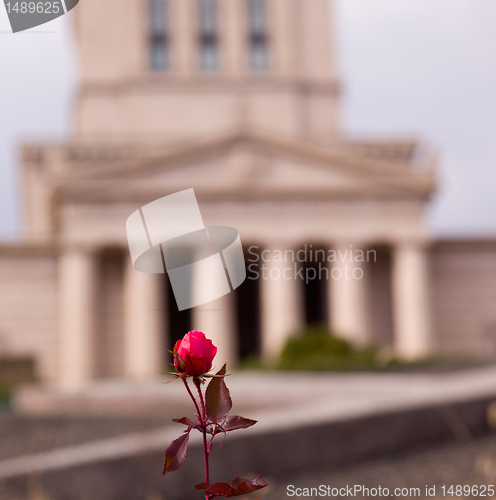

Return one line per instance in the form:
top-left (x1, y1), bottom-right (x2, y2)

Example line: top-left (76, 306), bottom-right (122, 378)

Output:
top-left (0, 385), bottom-right (11, 411)
top-left (277, 325), bottom-right (378, 371)
top-left (237, 325), bottom-right (480, 373)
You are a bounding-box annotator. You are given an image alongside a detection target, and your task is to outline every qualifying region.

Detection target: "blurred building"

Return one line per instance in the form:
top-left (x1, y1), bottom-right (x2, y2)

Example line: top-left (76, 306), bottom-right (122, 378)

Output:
top-left (0, 0), bottom-right (495, 388)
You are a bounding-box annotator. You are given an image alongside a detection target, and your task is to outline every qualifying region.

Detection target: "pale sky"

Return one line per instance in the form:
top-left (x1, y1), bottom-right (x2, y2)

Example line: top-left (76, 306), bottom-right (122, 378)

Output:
top-left (0, 0), bottom-right (495, 240)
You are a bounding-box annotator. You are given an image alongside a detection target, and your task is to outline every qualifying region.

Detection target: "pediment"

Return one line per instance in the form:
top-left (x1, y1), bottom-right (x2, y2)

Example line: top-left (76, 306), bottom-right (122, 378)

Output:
top-left (56, 133), bottom-right (436, 202)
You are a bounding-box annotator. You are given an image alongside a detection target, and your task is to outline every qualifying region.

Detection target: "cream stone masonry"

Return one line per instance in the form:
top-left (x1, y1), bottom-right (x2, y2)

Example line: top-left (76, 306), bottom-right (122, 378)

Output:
top-left (223, 0), bottom-right (245, 76)
top-left (260, 244), bottom-right (304, 359)
top-left (174, 0), bottom-right (195, 76)
top-left (192, 293), bottom-right (236, 370)
top-left (17, 124), bottom-right (437, 386)
top-left (392, 242), bottom-right (432, 359)
top-left (0, 247), bottom-right (58, 381)
top-left (73, 0), bottom-right (340, 140)
top-left (58, 248), bottom-right (95, 389)
top-left (329, 243), bottom-right (368, 345)
top-left (7, 0), bottom-right (494, 387)
top-left (429, 240), bottom-right (496, 357)
top-left (123, 259), bottom-right (164, 380)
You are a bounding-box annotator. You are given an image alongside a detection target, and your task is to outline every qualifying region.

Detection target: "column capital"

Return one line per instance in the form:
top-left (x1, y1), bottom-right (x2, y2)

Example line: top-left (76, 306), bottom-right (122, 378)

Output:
top-left (61, 243), bottom-right (101, 256)
top-left (393, 238), bottom-right (433, 252)
top-left (328, 240), bottom-right (371, 251)
top-left (262, 240), bottom-right (303, 251)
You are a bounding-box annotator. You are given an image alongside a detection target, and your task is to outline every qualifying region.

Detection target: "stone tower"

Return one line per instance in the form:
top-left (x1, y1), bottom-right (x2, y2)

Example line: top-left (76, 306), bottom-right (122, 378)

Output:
top-left (74, 0), bottom-right (339, 142)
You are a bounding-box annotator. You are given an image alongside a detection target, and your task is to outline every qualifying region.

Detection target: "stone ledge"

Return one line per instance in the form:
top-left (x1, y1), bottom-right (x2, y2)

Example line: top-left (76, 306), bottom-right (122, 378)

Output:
top-left (0, 395), bottom-right (492, 500)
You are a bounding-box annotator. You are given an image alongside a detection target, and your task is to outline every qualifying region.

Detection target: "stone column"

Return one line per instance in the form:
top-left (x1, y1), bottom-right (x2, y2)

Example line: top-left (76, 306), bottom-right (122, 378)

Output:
top-left (329, 243), bottom-right (368, 345)
top-left (392, 241), bottom-right (432, 359)
top-left (260, 245), bottom-right (303, 359)
top-left (191, 262), bottom-right (236, 369)
top-left (192, 294), bottom-right (236, 369)
top-left (58, 247), bottom-right (95, 389)
top-left (123, 259), bottom-right (165, 380)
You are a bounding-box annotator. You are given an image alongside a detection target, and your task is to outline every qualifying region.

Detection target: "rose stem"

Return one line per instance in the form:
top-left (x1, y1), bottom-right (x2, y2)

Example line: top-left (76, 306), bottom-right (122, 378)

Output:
top-left (194, 378), bottom-right (210, 490)
top-left (182, 378), bottom-right (202, 422)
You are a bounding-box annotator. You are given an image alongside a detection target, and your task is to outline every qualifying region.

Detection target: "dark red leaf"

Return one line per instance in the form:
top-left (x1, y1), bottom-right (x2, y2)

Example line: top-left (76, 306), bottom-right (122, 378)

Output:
top-left (195, 482), bottom-right (210, 490)
top-left (205, 482), bottom-right (233, 498)
top-left (222, 415), bottom-right (257, 432)
top-left (173, 417), bottom-right (194, 427)
top-left (162, 433), bottom-right (189, 475)
top-left (206, 364), bottom-right (232, 423)
top-left (231, 476), bottom-right (269, 496)
top-left (205, 477), bottom-right (268, 498)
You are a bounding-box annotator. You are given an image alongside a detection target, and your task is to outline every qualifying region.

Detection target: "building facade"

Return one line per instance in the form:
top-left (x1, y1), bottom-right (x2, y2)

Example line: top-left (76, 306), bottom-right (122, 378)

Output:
top-left (1, 0), bottom-right (496, 389)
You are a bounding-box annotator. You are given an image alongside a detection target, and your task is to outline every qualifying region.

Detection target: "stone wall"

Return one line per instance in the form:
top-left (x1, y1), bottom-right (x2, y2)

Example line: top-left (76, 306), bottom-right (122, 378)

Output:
top-left (0, 246), bottom-right (59, 382)
top-left (430, 239), bottom-right (496, 359)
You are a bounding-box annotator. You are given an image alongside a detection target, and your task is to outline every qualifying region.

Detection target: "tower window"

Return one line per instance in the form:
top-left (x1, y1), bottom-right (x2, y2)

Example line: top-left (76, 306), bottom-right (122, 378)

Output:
top-left (198, 0), bottom-right (219, 71)
top-left (247, 0), bottom-right (269, 71)
top-left (149, 0), bottom-right (170, 71)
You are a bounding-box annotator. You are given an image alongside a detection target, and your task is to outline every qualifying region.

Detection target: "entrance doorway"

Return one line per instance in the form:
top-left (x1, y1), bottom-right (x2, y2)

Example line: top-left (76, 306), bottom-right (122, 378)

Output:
top-left (366, 245), bottom-right (394, 346)
top-left (94, 247), bottom-right (125, 379)
top-left (163, 275), bottom-right (192, 365)
top-left (235, 245), bottom-right (261, 360)
top-left (301, 246), bottom-right (328, 327)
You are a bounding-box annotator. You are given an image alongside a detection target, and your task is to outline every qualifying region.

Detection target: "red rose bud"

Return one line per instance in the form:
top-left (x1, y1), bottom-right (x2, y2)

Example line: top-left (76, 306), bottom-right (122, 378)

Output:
top-left (173, 331), bottom-right (217, 376)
